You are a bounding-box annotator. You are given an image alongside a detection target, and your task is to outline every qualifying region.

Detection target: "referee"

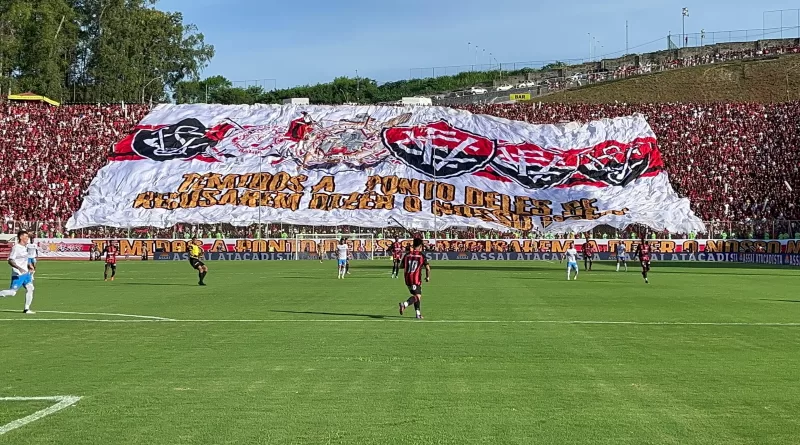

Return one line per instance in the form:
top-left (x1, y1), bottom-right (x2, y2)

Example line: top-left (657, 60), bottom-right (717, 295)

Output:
top-left (188, 237), bottom-right (208, 286)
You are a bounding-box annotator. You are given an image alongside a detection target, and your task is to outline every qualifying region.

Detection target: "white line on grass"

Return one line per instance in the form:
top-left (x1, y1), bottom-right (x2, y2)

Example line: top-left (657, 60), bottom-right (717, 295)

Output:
top-left (0, 310), bottom-right (175, 321)
top-left (37, 310), bottom-right (175, 321)
top-left (0, 396), bottom-right (81, 435)
top-left (0, 318), bottom-right (155, 323)
top-left (0, 318), bottom-right (798, 326)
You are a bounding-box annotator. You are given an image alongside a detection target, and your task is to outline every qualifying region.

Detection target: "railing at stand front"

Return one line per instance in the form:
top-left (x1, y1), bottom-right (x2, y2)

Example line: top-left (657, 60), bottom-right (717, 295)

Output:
top-left (3, 220), bottom-right (799, 241)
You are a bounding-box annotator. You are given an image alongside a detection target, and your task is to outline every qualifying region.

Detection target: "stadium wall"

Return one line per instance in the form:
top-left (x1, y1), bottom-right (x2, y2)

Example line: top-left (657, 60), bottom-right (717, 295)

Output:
top-left (33, 238), bottom-right (800, 266)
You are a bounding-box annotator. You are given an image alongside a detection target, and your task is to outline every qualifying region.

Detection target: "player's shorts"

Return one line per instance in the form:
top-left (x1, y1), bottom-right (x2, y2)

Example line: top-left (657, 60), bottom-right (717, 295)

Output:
top-left (105, 262), bottom-right (117, 268)
top-left (338, 259), bottom-right (347, 267)
top-left (585, 254), bottom-right (594, 260)
top-left (640, 260), bottom-right (651, 269)
top-left (392, 255), bottom-right (402, 261)
top-left (567, 261), bottom-right (579, 270)
top-left (407, 284), bottom-right (422, 295)
top-left (189, 258), bottom-right (205, 269)
top-left (617, 254), bottom-right (628, 261)
top-left (10, 273), bottom-right (32, 290)
top-left (27, 258), bottom-right (37, 266)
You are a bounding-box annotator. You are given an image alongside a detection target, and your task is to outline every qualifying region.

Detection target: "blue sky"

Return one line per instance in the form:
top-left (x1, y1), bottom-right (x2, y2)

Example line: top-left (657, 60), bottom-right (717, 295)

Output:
top-left (157, 0), bottom-right (800, 88)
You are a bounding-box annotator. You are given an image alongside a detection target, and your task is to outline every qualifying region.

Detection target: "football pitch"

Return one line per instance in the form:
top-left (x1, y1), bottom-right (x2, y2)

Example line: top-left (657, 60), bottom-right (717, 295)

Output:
top-left (1, 260), bottom-right (798, 444)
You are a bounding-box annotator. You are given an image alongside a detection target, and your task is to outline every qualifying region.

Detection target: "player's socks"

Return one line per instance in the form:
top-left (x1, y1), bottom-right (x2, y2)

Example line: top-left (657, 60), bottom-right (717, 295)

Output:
top-left (24, 287), bottom-right (33, 312)
top-left (199, 271), bottom-right (207, 284)
top-left (399, 302), bottom-right (405, 315)
top-left (0, 289), bottom-right (16, 297)
top-left (616, 263), bottom-right (620, 272)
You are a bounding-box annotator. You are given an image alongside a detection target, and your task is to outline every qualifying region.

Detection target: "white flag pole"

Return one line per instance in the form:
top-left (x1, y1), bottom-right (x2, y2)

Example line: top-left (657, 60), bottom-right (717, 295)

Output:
top-left (428, 137), bottom-right (438, 243)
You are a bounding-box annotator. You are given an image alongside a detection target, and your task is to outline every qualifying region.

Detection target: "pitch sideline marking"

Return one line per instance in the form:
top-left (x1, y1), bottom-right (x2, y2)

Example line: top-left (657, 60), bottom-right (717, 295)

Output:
top-left (0, 318), bottom-right (798, 327)
top-left (0, 310), bottom-right (174, 321)
top-left (36, 310), bottom-right (175, 321)
top-left (0, 396), bottom-right (82, 435)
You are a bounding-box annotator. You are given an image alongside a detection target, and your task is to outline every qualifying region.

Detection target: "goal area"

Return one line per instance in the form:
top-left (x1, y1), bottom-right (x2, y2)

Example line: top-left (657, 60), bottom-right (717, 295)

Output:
top-left (293, 234), bottom-right (375, 261)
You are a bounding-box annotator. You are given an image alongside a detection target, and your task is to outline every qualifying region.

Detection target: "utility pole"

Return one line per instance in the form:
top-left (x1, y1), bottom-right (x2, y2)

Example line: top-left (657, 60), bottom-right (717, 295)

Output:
top-left (682, 8), bottom-right (689, 48)
top-left (626, 20), bottom-right (629, 55)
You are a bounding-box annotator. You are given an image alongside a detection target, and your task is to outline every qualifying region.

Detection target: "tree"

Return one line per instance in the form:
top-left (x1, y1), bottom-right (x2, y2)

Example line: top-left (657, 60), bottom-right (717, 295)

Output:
top-left (541, 61), bottom-right (567, 71)
top-left (9, 0), bottom-right (78, 99)
top-left (42, 0), bottom-right (216, 102)
top-left (173, 74), bottom-right (231, 104)
top-left (0, 0), bottom-right (33, 94)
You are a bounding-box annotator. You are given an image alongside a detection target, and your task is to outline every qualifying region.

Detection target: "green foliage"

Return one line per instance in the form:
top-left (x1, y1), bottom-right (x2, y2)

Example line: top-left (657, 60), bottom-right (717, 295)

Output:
top-left (541, 61), bottom-right (567, 71)
top-left (0, 0), bottom-right (213, 102)
top-left (175, 65), bottom-right (549, 105)
top-left (0, 0), bottom-right (78, 99)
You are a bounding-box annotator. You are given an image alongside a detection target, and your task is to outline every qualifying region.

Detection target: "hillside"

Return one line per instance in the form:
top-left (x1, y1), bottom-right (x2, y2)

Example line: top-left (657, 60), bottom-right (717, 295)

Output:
top-left (541, 54), bottom-right (800, 103)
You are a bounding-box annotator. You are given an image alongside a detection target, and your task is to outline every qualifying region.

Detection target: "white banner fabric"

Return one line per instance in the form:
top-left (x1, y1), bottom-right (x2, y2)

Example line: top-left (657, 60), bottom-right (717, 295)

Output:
top-left (66, 104), bottom-right (705, 233)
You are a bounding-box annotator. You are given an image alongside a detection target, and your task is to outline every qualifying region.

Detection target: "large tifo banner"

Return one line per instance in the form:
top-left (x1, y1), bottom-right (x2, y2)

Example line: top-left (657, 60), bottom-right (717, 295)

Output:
top-left (35, 238), bottom-right (800, 266)
top-left (67, 105), bottom-right (704, 233)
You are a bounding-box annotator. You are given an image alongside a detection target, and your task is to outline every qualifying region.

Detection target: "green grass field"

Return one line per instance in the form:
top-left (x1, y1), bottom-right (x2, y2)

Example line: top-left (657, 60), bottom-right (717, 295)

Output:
top-left (0, 259), bottom-right (798, 444)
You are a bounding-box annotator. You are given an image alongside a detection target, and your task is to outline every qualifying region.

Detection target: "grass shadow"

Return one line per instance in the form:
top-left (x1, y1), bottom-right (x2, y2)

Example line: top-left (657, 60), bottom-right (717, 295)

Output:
top-left (270, 310), bottom-right (403, 320)
top-left (279, 275), bottom-right (386, 280)
top-left (42, 277), bottom-right (185, 286)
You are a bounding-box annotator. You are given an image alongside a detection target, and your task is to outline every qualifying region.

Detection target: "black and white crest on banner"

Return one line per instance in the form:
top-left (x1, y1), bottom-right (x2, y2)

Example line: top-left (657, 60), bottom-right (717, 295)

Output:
top-left (576, 144), bottom-right (653, 187)
top-left (132, 118), bottom-right (219, 161)
top-left (491, 144), bottom-right (573, 189)
top-left (381, 120), bottom-right (496, 178)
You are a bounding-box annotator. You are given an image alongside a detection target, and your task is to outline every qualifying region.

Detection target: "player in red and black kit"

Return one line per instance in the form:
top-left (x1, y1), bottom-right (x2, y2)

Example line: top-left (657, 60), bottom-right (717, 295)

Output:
top-left (398, 238), bottom-right (430, 319)
top-left (635, 238), bottom-right (652, 284)
top-left (389, 237), bottom-right (403, 278)
top-left (583, 242), bottom-right (596, 271)
top-left (103, 241), bottom-right (118, 281)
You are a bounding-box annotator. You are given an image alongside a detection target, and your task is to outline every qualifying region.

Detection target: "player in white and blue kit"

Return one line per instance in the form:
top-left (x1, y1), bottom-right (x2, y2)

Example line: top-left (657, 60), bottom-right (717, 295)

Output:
top-left (0, 230), bottom-right (36, 314)
top-left (26, 237), bottom-right (39, 281)
top-left (615, 243), bottom-right (628, 272)
top-left (565, 247), bottom-right (579, 281)
top-left (336, 238), bottom-right (349, 279)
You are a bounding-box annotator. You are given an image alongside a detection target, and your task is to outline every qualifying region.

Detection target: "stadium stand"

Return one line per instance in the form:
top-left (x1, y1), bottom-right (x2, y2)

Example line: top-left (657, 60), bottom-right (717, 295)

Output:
top-left (1, 100), bottom-right (798, 240)
top-left (0, 102), bottom-right (150, 226)
top-left (440, 40), bottom-right (800, 105)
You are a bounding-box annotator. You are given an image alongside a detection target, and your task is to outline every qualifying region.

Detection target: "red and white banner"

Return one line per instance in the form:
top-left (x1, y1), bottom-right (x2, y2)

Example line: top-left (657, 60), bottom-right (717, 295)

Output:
top-left (67, 105), bottom-right (704, 233)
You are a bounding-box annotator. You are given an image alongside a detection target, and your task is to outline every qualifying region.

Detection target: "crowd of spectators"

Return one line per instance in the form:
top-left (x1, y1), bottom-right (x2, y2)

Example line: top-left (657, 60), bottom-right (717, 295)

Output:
top-left (0, 102), bottom-right (150, 222)
top-left (2, 96), bottom-right (799, 240)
